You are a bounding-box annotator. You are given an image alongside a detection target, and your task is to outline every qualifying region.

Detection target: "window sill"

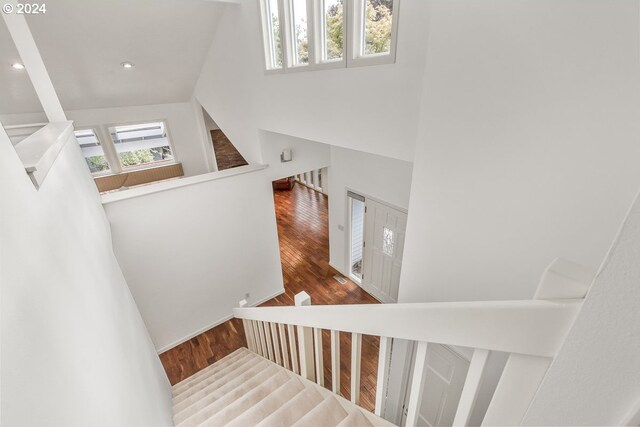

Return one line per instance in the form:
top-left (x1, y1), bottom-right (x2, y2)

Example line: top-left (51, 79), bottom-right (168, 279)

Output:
top-left (101, 163), bottom-right (267, 204)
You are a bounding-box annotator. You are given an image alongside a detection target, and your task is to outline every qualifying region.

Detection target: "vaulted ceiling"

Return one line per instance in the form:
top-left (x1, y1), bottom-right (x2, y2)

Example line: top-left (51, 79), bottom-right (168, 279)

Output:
top-left (1, 0), bottom-right (224, 115)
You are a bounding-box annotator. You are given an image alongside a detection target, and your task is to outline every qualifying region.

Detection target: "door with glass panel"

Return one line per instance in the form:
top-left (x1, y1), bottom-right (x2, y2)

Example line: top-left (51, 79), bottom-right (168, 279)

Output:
top-left (361, 198), bottom-right (407, 303)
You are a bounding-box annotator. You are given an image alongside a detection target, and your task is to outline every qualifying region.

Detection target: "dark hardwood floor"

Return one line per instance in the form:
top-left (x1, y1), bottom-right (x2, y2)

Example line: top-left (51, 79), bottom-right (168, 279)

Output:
top-left (160, 182), bottom-right (380, 411)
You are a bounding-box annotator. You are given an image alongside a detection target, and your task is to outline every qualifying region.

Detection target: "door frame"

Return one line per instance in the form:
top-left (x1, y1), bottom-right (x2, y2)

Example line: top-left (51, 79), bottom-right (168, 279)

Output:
top-left (344, 187), bottom-right (408, 300)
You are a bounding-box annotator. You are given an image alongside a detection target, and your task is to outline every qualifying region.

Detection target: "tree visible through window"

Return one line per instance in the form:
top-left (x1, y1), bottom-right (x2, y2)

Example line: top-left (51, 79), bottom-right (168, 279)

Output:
top-left (363, 0), bottom-right (393, 55)
top-left (108, 122), bottom-right (174, 169)
top-left (324, 0), bottom-right (344, 61)
top-left (74, 129), bottom-right (111, 174)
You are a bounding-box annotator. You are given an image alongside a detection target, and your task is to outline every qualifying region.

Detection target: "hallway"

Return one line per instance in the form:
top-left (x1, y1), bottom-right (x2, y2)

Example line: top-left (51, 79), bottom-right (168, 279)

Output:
top-left (160, 182), bottom-right (380, 411)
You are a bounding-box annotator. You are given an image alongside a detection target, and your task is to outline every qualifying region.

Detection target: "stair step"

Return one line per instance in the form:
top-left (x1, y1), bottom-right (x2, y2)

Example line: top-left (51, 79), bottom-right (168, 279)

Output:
top-left (224, 377), bottom-right (306, 427)
top-left (172, 348), bottom-right (250, 395)
top-left (196, 370), bottom-right (293, 426)
top-left (175, 363), bottom-right (281, 426)
top-left (337, 409), bottom-right (375, 427)
top-left (173, 352), bottom-right (257, 403)
top-left (291, 395), bottom-right (349, 427)
top-left (254, 387), bottom-right (324, 427)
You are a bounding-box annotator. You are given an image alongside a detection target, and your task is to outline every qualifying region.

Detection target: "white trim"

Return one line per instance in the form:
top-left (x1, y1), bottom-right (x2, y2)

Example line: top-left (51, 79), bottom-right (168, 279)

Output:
top-left (101, 163), bottom-right (267, 204)
top-left (156, 288), bottom-right (285, 353)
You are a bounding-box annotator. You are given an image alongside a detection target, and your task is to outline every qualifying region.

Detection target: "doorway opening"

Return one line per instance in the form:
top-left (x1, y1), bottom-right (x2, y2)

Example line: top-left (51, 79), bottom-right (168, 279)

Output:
top-left (347, 191), bottom-right (408, 303)
top-left (348, 191), bottom-right (366, 283)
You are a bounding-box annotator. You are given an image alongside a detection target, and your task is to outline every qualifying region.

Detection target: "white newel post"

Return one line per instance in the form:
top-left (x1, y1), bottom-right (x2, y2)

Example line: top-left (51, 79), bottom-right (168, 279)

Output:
top-left (295, 291), bottom-right (315, 381)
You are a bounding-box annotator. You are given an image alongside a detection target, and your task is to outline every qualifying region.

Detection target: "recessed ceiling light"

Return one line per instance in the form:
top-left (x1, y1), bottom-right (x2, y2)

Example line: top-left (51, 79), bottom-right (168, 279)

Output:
top-left (120, 61), bottom-right (134, 69)
top-left (11, 62), bottom-right (25, 70)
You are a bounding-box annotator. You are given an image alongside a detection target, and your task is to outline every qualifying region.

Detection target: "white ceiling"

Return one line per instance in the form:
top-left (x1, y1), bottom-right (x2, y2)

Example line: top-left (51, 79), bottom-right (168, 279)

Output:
top-left (0, 0), bottom-right (224, 115)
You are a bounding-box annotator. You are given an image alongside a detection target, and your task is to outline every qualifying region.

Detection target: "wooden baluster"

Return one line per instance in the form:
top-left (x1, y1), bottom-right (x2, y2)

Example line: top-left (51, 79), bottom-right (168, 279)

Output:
top-left (405, 341), bottom-right (429, 426)
top-left (331, 330), bottom-right (340, 394)
top-left (375, 336), bottom-right (392, 416)
top-left (270, 322), bottom-right (282, 365)
top-left (278, 323), bottom-right (290, 369)
top-left (257, 321), bottom-right (267, 357)
top-left (264, 320), bottom-right (274, 361)
top-left (314, 328), bottom-right (324, 386)
top-left (351, 332), bottom-right (362, 404)
top-left (252, 321), bottom-right (262, 356)
top-left (295, 291), bottom-right (315, 381)
top-left (288, 324), bottom-right (299, 374)
top-left (453, 348), bottom-right (490, 426)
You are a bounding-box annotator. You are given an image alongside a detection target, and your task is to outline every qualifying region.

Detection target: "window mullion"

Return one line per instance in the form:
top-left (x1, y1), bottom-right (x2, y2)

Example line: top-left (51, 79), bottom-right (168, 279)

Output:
top-left (98, 126), bottom-right (122, 174)
top-left (279, 0), bottom-right (291, 70)
top-left (306, 0), bottom-right (316, 66)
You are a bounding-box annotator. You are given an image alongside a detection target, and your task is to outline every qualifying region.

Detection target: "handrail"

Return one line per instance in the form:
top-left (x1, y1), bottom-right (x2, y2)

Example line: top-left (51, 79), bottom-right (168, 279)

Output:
top-left (233, 299), bottom-right (582, 358)
top-left (3, 122), bottom-right (48, 130)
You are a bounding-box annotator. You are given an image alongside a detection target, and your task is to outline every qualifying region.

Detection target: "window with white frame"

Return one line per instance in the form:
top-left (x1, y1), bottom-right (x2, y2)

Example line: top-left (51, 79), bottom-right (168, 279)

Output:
top-left (260, 0), bottom-right (398, 72)
top-left (74, 121), bottom-right (176, 176)
top-left (108, 121), bottom-right (174, 170)
top-left (74, 129), bottom-right (111, 174)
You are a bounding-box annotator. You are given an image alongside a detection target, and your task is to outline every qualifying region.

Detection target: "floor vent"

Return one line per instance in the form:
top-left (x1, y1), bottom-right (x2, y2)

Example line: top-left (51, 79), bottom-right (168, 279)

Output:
top-left (333, 275), bottom-right (348, 285)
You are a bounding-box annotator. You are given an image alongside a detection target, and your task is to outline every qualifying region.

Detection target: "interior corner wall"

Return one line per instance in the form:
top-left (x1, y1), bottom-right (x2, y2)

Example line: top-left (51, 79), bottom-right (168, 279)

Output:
top-left (259, 130), bottom-right (330, 181)
top-left (102, 169), bottom-right (284, 352)
top-left (328, 146), bottom-right (413, 275)
top-left (399, 0), bottom-right (640, 304)
top-left (0, 127), bottom-right (172, 426)
top-left (193, 0), bottom-right (431, 166)
top-left (66, 102), bottom-right (211, 177)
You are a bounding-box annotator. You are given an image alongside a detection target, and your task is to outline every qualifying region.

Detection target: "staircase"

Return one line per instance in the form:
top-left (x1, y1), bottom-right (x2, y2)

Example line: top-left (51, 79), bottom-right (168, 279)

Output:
top-left (171, 258), bottom-right (593, 426)
top-left (172, 347), bottom-right (393, 426)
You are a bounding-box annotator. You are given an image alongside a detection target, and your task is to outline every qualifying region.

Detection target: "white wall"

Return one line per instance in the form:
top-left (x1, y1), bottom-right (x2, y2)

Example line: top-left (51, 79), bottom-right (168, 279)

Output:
top-left (102, 167), bottom-right (285, 352)
top-left (524, 188), bottom-right (640, 425)
top-left (0, 126), bottom-right (172, 426)
top-left (328, 146), bottom-right (413, 275)
top-left (193, 1), bottom-right (430, 165)
top-left (259, 130), bottom-right (331, 181)
top-left (399, 0), bottom-right (640, 303)
top-left (67, 102), bottom-right (211, 177)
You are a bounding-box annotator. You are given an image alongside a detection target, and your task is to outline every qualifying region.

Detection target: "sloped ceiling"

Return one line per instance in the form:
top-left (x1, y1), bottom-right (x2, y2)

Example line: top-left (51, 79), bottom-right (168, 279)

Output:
top-left (1, 0), bottom-right (225, 114)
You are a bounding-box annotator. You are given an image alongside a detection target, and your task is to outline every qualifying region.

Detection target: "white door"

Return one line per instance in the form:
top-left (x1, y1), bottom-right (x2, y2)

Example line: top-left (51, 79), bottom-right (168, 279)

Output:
top-left (362, 199), bottom-right (407, 303)
top-left (401, 344), bottom-right (470, 427)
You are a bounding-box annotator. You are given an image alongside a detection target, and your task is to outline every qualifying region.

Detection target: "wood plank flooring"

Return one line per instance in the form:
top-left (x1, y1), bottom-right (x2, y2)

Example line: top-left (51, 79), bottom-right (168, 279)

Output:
top-left (160, 182), bottom-right (381, 412)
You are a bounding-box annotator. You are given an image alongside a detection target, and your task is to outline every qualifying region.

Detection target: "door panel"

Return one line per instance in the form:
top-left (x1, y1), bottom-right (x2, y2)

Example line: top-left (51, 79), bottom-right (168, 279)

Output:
top-left (362, 199), bottom-right (407, 303)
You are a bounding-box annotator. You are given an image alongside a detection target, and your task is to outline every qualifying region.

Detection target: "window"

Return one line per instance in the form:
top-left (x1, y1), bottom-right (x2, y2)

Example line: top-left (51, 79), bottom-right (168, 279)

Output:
top-left (260, 0), bottom-right (398, 72)
top-left (348, 191), bottom-right (366, 282)
top-left (320, 0), bottom-right (345, 62)
top-left (288, 0), bottom-right (310, 67)
top-left (108, 121), bottom-right (174, 169)
top-left (261, 0), bottom-right (284, 70)
top-left (74, 129), bottom-right (111, 174)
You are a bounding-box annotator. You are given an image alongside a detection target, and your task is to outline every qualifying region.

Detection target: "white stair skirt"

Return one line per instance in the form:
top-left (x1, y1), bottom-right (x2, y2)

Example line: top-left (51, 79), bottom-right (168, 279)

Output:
top-left (172, 347), bottom-right (395, 427)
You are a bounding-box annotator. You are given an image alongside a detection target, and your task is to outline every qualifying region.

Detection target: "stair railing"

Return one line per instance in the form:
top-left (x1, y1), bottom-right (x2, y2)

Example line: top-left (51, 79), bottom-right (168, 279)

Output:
top-left (233, 258), bottom-right (594, 426)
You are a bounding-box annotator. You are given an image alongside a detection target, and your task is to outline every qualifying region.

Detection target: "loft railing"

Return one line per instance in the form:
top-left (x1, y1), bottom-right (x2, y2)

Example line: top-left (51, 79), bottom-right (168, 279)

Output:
top-left (233, 258), bottom-right (594, 426)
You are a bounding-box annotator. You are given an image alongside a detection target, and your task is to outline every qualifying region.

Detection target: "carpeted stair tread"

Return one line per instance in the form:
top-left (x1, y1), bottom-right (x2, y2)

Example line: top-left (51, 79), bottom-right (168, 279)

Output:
top-left (224, 377), bottom-right (306, 427)
top-left (337, 409), bottom-right (375, 427)
top-left (173, 348), bottom-right (251, 395)
top-left (291, 394), bottom-right (349, 427)
top-left (173, 353), bottom-right (259, 403)
top-left (196, 370), bottom-right (293, 426)
top-left (254, 387), bottom-right (324, 427)
top-left (174, 362), bottom-right (277, 425)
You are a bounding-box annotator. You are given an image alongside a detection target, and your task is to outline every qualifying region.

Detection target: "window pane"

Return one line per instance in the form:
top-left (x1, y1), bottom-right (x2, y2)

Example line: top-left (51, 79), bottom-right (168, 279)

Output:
top-left (109, 122), bottom-right (174, 169)
top-left (350, 196), bottom-right (365, 281)
top-left (266, 0), bottom-right (283, 69)
top-left (363, 0), bottom-right (393, 56)
top-left (323, 0), bottom-right (344, 61)
top-left (290, 0), bottom-right (309, 66)
top-left (74, 129), bottom-right (110, 174)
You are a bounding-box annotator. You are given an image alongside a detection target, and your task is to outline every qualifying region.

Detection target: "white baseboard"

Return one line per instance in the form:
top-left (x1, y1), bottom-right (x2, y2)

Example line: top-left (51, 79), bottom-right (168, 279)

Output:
top-left (157, 288), bottom-right (286, 354)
